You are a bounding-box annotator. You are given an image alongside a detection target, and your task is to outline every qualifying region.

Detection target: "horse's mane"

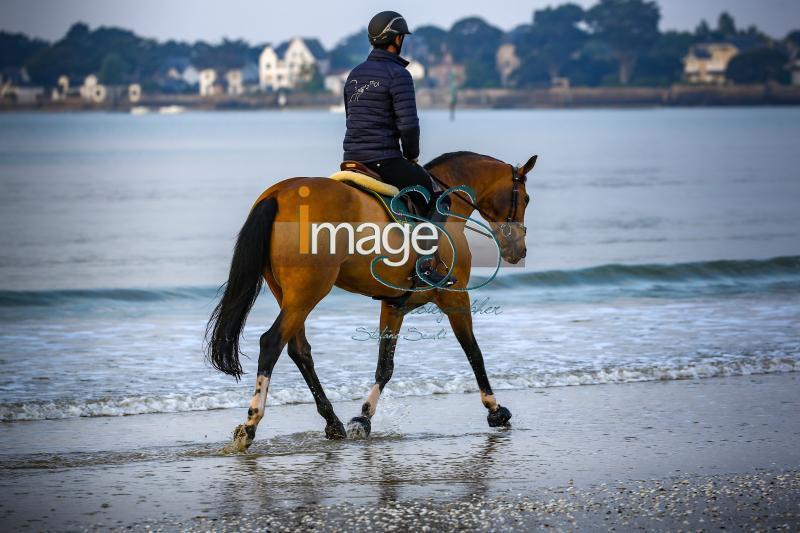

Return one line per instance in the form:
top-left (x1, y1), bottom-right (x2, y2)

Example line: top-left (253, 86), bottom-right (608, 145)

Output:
top-left (424, 151), bottom-right (501, 172)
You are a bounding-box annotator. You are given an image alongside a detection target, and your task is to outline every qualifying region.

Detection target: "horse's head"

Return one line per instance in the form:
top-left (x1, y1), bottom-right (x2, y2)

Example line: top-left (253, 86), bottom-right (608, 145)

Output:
top-left (426, 151), bottom-right (537, 265)
top-left (478, 154), bottom-right (536, 264)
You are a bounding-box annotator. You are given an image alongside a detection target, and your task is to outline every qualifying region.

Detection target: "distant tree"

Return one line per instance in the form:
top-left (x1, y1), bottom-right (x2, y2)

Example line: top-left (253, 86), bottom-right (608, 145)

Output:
top-left (329, 29), bottom-right (370, 70)
top-left (412, 25), bottom-right (448, 65)
top-left (562, 40), bottom-right (618, 86)
top-left (66, 22), bottom-right (91, 42)
top-left (717, 12), bottom-right (737, 36)
top-left (528, 3), bottom-right (587, 80)
top-left (509, 53), bottom-right (551, 87)
top-left (632, 30), bottom-right (693, 86)
top-left (12, 10), bottom-right (790, 92)
top-left (587, 0), bottom-right (661, 85)
top-left (0, 32), bottom-right (49, 70)
top-left (99, 52), bottom-right (130, 84)
top-left (726, 47), bottom-right (790, 84)
top-left (26, 23), bottom-right (145, 84)
top-left (742, 25), bottom-right (770, 44)
top-left (92, 26), bottom-right (147, 76)
top-left (448, 17), bottom-right (503, 88)
top-left (192, 38), bottom-right (250, 70)
top-left (785, 30), bottom-right (800, 51)
top-left (298, 64), bottom-right (325, 92)
top-left (694, 20), bottom-right (712, 42)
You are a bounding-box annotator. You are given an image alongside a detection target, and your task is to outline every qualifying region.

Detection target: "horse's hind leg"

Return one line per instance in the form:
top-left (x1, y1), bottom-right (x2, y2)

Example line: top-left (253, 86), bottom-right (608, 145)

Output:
top-left (227, 308), bottom-right (297, 452)
top-left (228, 265), bottom-right (339, 451)
top-left (348, 301), bottom-right (412, 438)
top-left (228, 307), bottom-right (312, 452)
top-left (263, 274), bottom-right (344, 438)
top-left (288, 327), bottom-right (346, 439)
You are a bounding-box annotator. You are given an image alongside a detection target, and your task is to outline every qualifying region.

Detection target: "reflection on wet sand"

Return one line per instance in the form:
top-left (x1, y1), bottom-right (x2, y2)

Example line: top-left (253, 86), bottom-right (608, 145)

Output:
top-left (1, 376), bottom-right (799, 530)
top-left (211, 430), bottom-right (511, 511)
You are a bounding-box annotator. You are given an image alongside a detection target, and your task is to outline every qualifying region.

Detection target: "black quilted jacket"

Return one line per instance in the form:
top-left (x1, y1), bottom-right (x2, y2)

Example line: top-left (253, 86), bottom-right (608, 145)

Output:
top-left (342, 49), bottom-right (420, 163)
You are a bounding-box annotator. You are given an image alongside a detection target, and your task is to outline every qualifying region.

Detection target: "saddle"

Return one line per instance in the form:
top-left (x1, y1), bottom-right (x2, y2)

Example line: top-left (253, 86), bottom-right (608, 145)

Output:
top-left (332, 161), bottom-right (449, 308)
top-left (329, 160), bottom-right (419, 222)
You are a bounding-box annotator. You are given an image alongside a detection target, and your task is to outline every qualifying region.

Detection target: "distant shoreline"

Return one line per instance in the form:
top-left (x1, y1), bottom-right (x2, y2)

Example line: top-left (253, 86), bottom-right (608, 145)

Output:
top-left (3, 83), bottom-right (800, 112)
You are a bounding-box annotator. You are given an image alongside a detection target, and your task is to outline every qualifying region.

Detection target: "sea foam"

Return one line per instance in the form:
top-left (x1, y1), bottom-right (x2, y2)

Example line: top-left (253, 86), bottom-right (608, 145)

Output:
top-left (2, 356), bottom-right (796, 422)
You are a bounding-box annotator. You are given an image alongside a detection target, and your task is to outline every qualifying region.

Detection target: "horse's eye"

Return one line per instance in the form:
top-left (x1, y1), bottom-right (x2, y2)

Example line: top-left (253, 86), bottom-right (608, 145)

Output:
top-left (524, 195), bottom-right (530, 205)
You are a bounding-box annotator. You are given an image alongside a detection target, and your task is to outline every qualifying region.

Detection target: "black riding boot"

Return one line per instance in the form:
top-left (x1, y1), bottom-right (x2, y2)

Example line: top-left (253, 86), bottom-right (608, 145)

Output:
top-left (412, 199), bottom-right (457, 288)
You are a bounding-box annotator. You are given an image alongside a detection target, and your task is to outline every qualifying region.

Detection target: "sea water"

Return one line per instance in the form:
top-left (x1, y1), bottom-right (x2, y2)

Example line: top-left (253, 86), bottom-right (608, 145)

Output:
top-left (0, 108), bottom-right (798, 421)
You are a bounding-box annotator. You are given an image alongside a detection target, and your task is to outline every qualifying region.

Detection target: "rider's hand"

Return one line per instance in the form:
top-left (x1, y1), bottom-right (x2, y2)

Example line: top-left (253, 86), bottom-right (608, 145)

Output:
top-left (408, 157), bottom-right (419, 165)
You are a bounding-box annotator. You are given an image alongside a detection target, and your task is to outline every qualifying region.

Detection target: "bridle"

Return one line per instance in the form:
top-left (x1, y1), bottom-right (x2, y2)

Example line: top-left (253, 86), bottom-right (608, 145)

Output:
top-left (502, 164), bottom-right (527, 239)
top-left (429, 164), bottom-right (527, 240)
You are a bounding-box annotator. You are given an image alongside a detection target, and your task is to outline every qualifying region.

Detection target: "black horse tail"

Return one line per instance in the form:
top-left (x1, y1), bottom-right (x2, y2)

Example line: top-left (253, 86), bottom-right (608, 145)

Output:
top-left (205, 196), bottom-right (278, 380)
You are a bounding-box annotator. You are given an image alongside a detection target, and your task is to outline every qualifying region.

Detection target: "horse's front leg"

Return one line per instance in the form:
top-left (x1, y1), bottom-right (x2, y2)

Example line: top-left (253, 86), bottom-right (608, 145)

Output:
top-left (439, 292), bottom-right (512, 428)
top-left (347, 301), bottom-right (411, 438)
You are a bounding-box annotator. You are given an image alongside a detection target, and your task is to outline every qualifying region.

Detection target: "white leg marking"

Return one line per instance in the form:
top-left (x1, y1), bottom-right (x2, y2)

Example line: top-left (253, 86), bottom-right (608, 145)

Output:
top-left (365, 383), bottom-right (381, 417)
top-left (246, 375), bottom-right (270, 427)
top-left (480, 391), bottom-right (498, 411)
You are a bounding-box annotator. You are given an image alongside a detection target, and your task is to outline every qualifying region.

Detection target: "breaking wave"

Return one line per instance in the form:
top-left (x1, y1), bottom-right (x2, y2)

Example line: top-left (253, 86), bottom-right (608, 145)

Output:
top-left (1, 256), bottom-right (797, 308)
top-left (2, 355), bottom-right (797, 421)
top-left (493, 255), bottom-right (800, 288)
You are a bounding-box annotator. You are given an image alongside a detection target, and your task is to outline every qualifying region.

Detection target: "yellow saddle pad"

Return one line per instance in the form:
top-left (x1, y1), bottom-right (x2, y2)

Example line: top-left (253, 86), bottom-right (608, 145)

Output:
top-left (329, 171), bottom-right (400, 197)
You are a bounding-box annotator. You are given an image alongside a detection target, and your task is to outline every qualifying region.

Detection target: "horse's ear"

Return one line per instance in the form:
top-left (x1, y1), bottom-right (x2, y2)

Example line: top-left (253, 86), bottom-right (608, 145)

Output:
top-left (520, 155), bottom-right (538, 176)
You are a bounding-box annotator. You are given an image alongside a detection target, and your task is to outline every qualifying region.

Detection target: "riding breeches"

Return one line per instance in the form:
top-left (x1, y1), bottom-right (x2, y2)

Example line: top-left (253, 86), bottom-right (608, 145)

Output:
top-left (365, 157), bottom-right (434, 214)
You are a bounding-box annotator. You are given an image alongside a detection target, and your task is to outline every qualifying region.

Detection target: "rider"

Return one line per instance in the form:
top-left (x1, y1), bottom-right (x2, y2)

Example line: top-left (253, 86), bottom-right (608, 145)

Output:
top-left (343, 10), bottom-right (455, 287)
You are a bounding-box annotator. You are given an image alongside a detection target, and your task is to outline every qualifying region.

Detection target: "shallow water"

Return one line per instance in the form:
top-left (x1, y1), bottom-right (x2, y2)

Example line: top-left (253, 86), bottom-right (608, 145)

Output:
top-left (0, 108), bottom-right (798, 421)
top-left (1, 376), bottom-right (798, 530)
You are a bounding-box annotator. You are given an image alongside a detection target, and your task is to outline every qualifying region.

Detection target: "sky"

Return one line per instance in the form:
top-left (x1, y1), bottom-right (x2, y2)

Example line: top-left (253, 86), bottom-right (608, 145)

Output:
top-left (2, 0), bottom-right (799, 48)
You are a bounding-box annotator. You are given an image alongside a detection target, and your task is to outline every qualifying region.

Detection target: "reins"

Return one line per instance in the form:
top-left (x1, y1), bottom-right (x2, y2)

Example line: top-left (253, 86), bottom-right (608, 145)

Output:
top-left (428, 163), bottom-right (526, 240)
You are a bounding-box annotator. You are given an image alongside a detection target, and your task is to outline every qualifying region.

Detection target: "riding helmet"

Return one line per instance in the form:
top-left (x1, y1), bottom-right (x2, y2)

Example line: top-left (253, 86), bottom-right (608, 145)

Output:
top-left (368, 11), bottom-right (412, 46)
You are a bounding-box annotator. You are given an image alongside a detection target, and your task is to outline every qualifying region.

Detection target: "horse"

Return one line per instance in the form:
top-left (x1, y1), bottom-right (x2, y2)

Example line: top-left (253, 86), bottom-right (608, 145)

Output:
top-left (206, 151), bottom-right (537, 452)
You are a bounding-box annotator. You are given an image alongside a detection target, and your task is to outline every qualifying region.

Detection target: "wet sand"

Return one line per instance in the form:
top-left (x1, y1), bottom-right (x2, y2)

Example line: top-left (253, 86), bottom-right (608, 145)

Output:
top-left (1, 373), bottom-right (799, 530)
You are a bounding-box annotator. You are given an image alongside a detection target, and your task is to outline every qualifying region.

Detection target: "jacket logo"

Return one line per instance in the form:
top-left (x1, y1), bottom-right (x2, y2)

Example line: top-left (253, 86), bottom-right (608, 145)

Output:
top-left (348, 80), bottom-right (380, 105)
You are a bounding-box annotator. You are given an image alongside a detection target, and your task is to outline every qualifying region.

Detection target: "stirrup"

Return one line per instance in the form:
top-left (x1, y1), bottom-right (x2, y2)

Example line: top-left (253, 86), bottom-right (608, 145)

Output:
top-left (412, 258), bottom-right (456, 288)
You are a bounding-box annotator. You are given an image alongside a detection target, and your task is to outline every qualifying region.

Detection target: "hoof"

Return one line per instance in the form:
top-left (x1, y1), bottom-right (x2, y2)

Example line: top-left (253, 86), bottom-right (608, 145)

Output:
top-left (487, 405), bottom-right (512, 428)
top-left (221, 424), bottom-right (254, 453)
top-left (346, 416), bottom-right (371, 439)
top-left (325, 419), bottom-right (347, 440)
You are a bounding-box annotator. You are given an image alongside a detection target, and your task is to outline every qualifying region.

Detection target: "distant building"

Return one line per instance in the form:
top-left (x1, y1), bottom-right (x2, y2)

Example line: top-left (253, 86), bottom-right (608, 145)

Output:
top-left (496, 43), bottom-right (521, 87)
top-left (180, 66), bottom-right (199, 86)
top-left (80, 74), bottom-right (107, 103)
top-left (199, 69), bottom-right (217, 96)
top-left (259, 37), bottom-right (328, 91)
top-left (225, 70), bottom-right (244, 96)
top-left (406, 58), bottom-right (426, 82)
top-left (0, 67), bottom-right (44, 104)
top-left (241, 62), bottom-right (259, 86)
top-left (683, 43), bottom-right (739, 84)
top-left (427, 53), bottom-right (466, 89)
top-left (791, 59), bottom-right (800, 86)
top-left (324, 69), bottom-right (350, 94)
top-left (1, 85), bottom-right (44, 104)
top-left (57, 75), bottom-right (70, 97)
top-left (128, 83), bottom-right (142, 103)
top-left (51, 75), bottom-right (75, 101)
top-left (1, 66), bottom-right (31, 86)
